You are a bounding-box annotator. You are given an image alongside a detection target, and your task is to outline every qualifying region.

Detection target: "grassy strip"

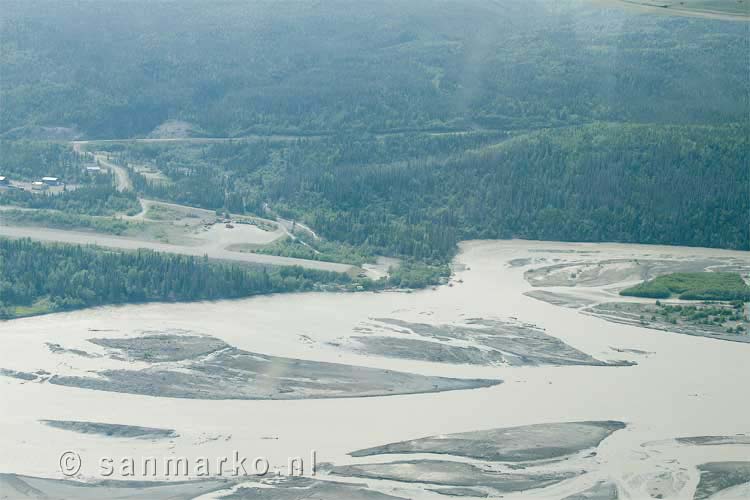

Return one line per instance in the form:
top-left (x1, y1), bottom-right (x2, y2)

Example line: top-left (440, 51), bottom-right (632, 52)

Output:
top-left (244, 237), bottom-right (450, 288)
top-left (247, 236), bottom-right (374, 267)
top-left (0, 209), bottom-right (138, 235)
top-left (621, 272), bottom-right (750, 301)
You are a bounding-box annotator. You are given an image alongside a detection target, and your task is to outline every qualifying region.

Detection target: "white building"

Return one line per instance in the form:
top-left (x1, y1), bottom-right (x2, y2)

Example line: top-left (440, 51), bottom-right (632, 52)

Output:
top-left (42, 176), bottom-right (60, 185)
top-left (31, 181), bottom-right (48, 191)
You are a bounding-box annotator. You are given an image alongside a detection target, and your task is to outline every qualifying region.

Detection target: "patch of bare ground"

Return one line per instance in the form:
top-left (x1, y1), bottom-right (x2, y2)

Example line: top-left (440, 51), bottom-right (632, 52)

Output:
top-left (344, 318), bottom-right (633, 367)
top-left (28, 332), bottom-right (502, 400)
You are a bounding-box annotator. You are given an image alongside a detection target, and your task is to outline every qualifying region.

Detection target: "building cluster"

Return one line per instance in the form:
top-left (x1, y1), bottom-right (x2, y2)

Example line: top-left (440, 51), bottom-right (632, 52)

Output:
top-left (0, 165), bottom-right (103, 192)
top-left (31, 177), bottom-right (61, 191)
top-left (0, 175), bottom-right (63, 191)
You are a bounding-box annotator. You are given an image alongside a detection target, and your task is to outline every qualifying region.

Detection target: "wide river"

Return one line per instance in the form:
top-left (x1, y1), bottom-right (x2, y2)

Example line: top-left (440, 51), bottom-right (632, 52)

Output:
top-left (1, 240), bottom-right (748, 499)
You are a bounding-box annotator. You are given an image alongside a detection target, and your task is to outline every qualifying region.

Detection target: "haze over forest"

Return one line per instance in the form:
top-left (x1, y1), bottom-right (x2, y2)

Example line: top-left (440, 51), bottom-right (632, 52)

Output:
top-left (0, 0), bottom-right (748, 313)
top-left (2, 3), bottom-right (750, 499)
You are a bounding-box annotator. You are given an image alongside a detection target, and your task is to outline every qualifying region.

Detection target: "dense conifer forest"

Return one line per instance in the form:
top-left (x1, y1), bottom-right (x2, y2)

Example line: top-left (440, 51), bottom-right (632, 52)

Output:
top-left (1, 1), bottom-right (747, 138)
top-left (108, 123), bottom-right (749, 259)
top-left (0, 239), bottom-right (351, 319)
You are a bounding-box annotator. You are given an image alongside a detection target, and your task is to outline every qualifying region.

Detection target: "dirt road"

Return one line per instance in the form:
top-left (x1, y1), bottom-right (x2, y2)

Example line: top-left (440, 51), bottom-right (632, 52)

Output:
top-left (95, 153), bottom-right (133, 192)
top-left (71, 142), bottom-right (133, 192)
top-left (0, 225), bottom-right (356, 274)
top-left (64, 141), bottom-right (371, 274)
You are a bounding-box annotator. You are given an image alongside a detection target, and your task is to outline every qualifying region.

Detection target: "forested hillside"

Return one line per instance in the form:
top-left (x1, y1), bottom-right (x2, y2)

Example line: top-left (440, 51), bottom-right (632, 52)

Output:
top-left (105, 123), bottom-right (749, 257)
top-left (1, 0), bottom-right (747, 138)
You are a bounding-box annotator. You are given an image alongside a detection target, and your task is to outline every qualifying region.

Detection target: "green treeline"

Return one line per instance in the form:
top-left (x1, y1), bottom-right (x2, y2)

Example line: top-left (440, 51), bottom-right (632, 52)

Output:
top-left (128, 164), bottom-right (226, 211)
top-left (0, 141), bottom-right (87, 182)
top-left (0, 210), bottom-right (136, 235)
top-left (0, 185), bottom-right (140, 215)
top-left (1, 1), bottom-right (747, 138)
top-left (0, 238), bottom-right (351, 319)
